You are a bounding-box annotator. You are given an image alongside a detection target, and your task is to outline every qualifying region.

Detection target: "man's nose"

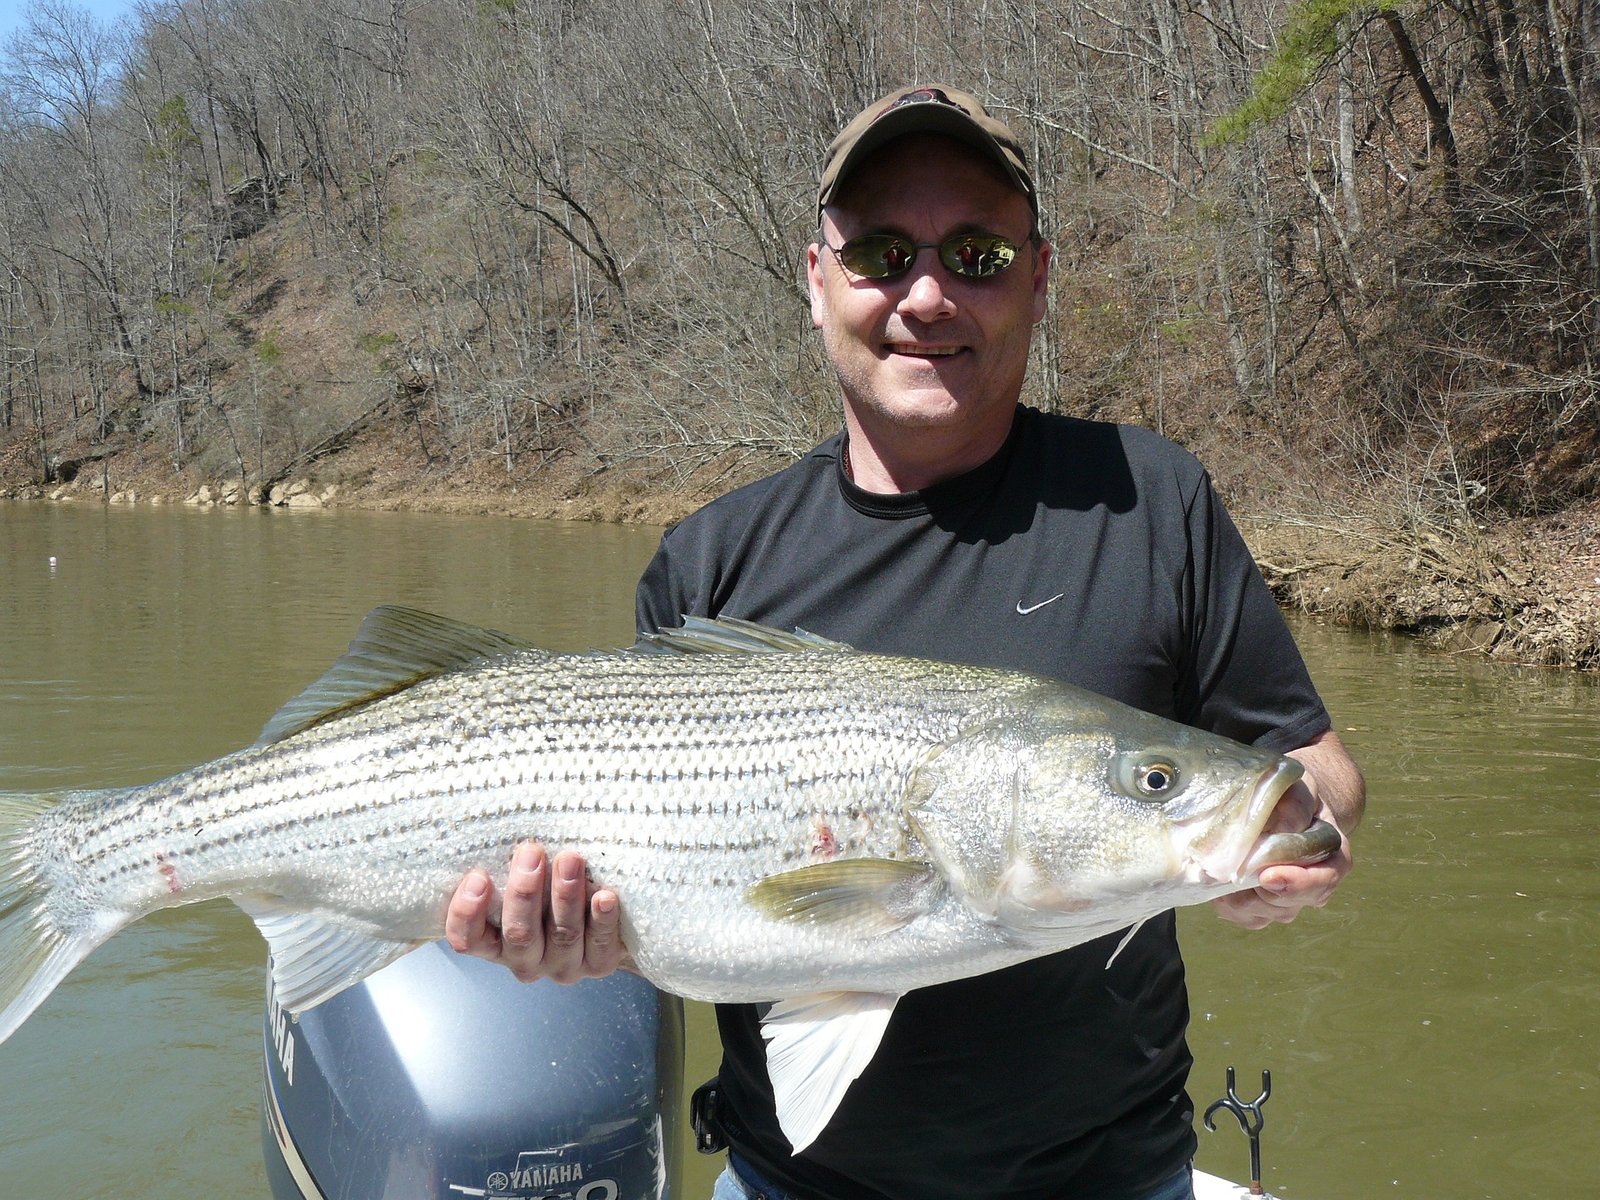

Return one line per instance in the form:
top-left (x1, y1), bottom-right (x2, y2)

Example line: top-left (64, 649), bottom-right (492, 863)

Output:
top-left (897, 264), bottom-right (957, 321)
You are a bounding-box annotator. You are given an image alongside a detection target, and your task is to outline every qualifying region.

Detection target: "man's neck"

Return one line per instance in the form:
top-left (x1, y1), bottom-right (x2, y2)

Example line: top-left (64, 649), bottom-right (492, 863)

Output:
top-left (841, 408), bottom-right (1015, 494)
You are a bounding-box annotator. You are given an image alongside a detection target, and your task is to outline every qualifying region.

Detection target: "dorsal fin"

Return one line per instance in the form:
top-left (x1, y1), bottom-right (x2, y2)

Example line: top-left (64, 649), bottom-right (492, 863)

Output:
top-left (637, 615), bottom-right (851, 656)
top-left (258, 606), bottom-right (535, 745)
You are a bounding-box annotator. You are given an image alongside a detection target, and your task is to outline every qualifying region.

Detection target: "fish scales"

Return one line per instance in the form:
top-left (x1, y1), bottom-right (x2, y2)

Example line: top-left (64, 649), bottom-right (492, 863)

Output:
top-left (0, 607), bottom-right (1331, 1153)
top-left (45, 650), bottom-right (977, 939)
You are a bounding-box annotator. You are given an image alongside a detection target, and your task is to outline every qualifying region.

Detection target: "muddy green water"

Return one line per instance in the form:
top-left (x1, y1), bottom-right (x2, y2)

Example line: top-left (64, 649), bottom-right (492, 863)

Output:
top-left (0, 502), bottom-right (1594, 1199)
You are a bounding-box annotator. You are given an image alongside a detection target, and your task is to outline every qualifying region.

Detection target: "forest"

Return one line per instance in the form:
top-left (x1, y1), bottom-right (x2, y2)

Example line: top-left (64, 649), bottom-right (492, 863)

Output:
top-left (1, 0), bottom-right (1597, 664)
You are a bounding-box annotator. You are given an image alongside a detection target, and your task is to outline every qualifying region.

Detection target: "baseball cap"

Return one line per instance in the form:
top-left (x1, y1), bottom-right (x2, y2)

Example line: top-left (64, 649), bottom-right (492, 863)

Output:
top-left (816, 84), bottom-right (1037, 220)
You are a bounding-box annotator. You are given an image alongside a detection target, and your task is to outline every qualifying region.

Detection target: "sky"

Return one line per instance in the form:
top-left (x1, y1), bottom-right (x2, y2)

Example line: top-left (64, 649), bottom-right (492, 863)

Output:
top-left (0, 0), bottom-right (141, 55)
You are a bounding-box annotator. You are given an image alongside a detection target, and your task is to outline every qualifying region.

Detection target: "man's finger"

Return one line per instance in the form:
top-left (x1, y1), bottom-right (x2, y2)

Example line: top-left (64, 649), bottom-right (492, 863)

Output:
top-left (1212, 854), bottom-right (1348, 928)
top-left (1261, 779), bottom-right (1317, 837)
top-left (584, 887), bottom-right (626, 975)
top-left (1211, 887), bottom-right (1296, 929)
top-left (544, 849), bottom-right (591, 983)
top-left (444, 869), bottom-right (500, 957)
top-left (499, 841), bottom-right (550, 980)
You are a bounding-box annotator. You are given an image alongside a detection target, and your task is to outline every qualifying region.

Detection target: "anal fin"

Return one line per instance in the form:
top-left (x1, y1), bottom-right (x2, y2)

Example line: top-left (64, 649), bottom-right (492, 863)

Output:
top-left (236, 896), bottom-right (424, 1012)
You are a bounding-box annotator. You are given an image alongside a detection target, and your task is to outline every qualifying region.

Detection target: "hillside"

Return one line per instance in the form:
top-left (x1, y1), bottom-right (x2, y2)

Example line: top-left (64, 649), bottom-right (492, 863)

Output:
top-left (2, 0), bottom-right (1596, 667)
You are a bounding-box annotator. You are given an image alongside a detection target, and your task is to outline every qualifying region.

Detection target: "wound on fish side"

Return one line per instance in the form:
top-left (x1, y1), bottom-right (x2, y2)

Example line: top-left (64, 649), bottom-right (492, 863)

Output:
top-left (155, 852), bottom-right (181, 895)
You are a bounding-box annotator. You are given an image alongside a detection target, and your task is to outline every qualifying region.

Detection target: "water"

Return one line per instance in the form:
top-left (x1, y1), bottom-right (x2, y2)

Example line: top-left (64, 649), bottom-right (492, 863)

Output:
top-left (1, 501), bottom-right (1596, 1199)
top-left (1181, 625), bottom-right (1600, 1197)
top-left (0, 503), bottom-right (664, 1200)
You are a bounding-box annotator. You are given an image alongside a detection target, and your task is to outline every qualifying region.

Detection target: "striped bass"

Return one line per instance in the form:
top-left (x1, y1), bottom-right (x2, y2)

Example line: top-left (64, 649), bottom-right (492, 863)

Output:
top-left (0, 606), bottom-right (1335, 1151)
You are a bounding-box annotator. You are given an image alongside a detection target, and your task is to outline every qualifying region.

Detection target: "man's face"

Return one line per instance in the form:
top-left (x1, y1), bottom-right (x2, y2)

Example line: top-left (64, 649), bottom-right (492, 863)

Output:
top-left (807, 134), bottom-right (1050, 453)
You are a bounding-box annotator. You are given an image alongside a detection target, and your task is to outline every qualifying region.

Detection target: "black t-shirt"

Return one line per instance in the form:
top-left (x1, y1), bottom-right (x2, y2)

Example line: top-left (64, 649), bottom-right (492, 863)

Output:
top-left (635, 406), bottom-right (1330, 1200)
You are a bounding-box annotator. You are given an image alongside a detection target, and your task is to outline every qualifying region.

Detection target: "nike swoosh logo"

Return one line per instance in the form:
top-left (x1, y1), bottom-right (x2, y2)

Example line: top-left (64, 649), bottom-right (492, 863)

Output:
top-left (1016, 593), bottom-right (1065, 615)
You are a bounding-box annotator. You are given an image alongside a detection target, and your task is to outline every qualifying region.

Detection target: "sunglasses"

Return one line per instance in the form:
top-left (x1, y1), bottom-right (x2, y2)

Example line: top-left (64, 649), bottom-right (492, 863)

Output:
top-left (823, 232), bottom-right (1025, 281)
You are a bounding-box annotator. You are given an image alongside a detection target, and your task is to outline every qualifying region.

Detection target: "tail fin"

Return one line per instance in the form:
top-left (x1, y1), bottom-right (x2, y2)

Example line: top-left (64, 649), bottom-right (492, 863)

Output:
top-left (0, 792), bottom-right (127, 1046)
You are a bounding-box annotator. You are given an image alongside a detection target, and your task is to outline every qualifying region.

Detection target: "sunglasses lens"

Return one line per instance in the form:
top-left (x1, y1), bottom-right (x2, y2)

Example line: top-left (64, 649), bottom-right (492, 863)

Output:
top-left (837, 235), bottom-right (917, 278)
top-left (939, 234), bottom-right (1017, 278)
top-left (832, 233), bottom-right (1022, 279)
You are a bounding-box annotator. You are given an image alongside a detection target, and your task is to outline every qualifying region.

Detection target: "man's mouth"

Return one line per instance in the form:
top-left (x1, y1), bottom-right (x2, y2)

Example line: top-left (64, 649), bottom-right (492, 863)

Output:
top-left (885, 343), bottom-right (964, 358)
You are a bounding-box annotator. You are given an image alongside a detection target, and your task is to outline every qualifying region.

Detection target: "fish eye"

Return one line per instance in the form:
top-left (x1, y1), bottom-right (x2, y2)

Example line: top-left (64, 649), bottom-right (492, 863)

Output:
top-left (1116, 753), bottom-right (1183, 802)
top-left (1137, 762), bottom-right (1178, 795)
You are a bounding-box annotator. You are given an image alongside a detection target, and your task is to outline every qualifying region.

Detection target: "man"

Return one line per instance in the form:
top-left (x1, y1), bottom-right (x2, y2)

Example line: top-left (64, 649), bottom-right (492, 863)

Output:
top-left (447, 85), bottom-right (1364, 1200)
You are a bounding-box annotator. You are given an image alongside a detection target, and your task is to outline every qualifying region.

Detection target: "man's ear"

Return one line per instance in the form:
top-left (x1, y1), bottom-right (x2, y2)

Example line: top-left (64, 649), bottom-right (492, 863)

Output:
top-left (806, 241), bottom-right (828, 329)
top-left (1030, 239), bottom-right (1053, 325)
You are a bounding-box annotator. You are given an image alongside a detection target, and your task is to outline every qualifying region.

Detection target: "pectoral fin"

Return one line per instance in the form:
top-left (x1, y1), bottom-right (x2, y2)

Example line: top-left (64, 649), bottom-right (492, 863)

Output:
top-left (236, 896), bottom-right (424, 1011)
top-left (745, 858), bottom-right (941, 934)
top-left (760, 991), bottom-right (900, 1154)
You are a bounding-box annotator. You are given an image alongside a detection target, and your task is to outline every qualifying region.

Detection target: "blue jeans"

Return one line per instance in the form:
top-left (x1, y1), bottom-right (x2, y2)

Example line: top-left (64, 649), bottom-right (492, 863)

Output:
top-left (711, 1154), bottom-right (1195, 1200)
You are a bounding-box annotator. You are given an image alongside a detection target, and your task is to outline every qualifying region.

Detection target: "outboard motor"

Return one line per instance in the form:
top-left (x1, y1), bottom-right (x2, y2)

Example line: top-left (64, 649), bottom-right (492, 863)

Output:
top-left (263, 941), bottom-right (683, 1200)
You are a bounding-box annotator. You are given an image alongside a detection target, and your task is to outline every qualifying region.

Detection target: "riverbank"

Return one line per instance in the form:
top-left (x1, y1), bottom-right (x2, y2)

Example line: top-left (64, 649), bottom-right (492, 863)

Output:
top-left (1244, 504), bottom-right (1600, 670)
top-left (5, 434), bottom-right (1598, 671)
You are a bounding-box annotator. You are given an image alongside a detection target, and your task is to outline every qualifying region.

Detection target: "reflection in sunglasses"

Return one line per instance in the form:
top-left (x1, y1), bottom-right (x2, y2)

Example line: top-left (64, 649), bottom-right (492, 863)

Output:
top-left (827, 233), bottom-right (1021, 281)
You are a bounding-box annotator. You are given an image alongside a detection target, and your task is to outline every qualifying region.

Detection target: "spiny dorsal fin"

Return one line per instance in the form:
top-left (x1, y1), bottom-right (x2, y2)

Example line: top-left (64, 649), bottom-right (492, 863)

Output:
top-left (638, 615), bottom-right (851, 656)
top-left (258, 606), bottom-right (536, 745)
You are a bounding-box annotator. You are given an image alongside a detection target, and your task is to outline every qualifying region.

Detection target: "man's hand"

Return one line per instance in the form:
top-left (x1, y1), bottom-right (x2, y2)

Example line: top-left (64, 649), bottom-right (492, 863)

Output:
top-left (1213, 728), bottom-right (1364, 931)
top-left (1211, 788), bottom-right (1350, 929)
top-left (444, 842), bottom-right (629, 983)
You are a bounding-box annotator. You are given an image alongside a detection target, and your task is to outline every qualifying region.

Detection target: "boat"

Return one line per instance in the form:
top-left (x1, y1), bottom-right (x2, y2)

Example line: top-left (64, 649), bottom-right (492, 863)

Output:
top-left (261, 943), bottom-right (1278, 1199)
top-left (1194, 1170), bottom-right (1272, 1199)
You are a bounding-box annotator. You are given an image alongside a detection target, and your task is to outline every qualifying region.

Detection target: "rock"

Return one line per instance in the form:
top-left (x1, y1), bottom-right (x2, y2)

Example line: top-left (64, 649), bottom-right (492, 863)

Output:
top-left (268, 478), bottom-right (311, 505)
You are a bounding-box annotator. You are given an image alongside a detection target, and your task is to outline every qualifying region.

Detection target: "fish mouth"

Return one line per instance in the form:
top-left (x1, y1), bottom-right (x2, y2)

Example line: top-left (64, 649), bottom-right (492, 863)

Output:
top-left (1191, 757), bottom-right (1306, 885)
top-left (1238, 819), bottom-right (1342, 877)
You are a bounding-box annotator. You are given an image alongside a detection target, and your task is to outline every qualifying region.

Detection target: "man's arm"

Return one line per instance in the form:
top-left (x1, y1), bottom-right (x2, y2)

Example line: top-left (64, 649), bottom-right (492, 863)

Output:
top-left (443, 842), bottom-right (630, 983)
top-left (1212, 727), bottom-right (1365, 930)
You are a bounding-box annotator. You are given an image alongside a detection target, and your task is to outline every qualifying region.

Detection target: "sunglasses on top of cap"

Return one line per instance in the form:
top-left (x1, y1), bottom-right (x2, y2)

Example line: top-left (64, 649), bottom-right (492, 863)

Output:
top-left (823, 232), bottom-right (1027, 281)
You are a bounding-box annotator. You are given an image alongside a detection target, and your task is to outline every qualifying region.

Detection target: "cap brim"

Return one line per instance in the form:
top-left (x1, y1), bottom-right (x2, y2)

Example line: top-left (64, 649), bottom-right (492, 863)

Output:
top-left (819, 107), bottom-right (1033, 216)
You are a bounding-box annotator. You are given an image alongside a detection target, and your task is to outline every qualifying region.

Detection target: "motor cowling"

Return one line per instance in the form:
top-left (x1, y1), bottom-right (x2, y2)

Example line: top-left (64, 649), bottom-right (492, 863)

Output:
top-left (263, 941), bottom-right (683, 1200)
